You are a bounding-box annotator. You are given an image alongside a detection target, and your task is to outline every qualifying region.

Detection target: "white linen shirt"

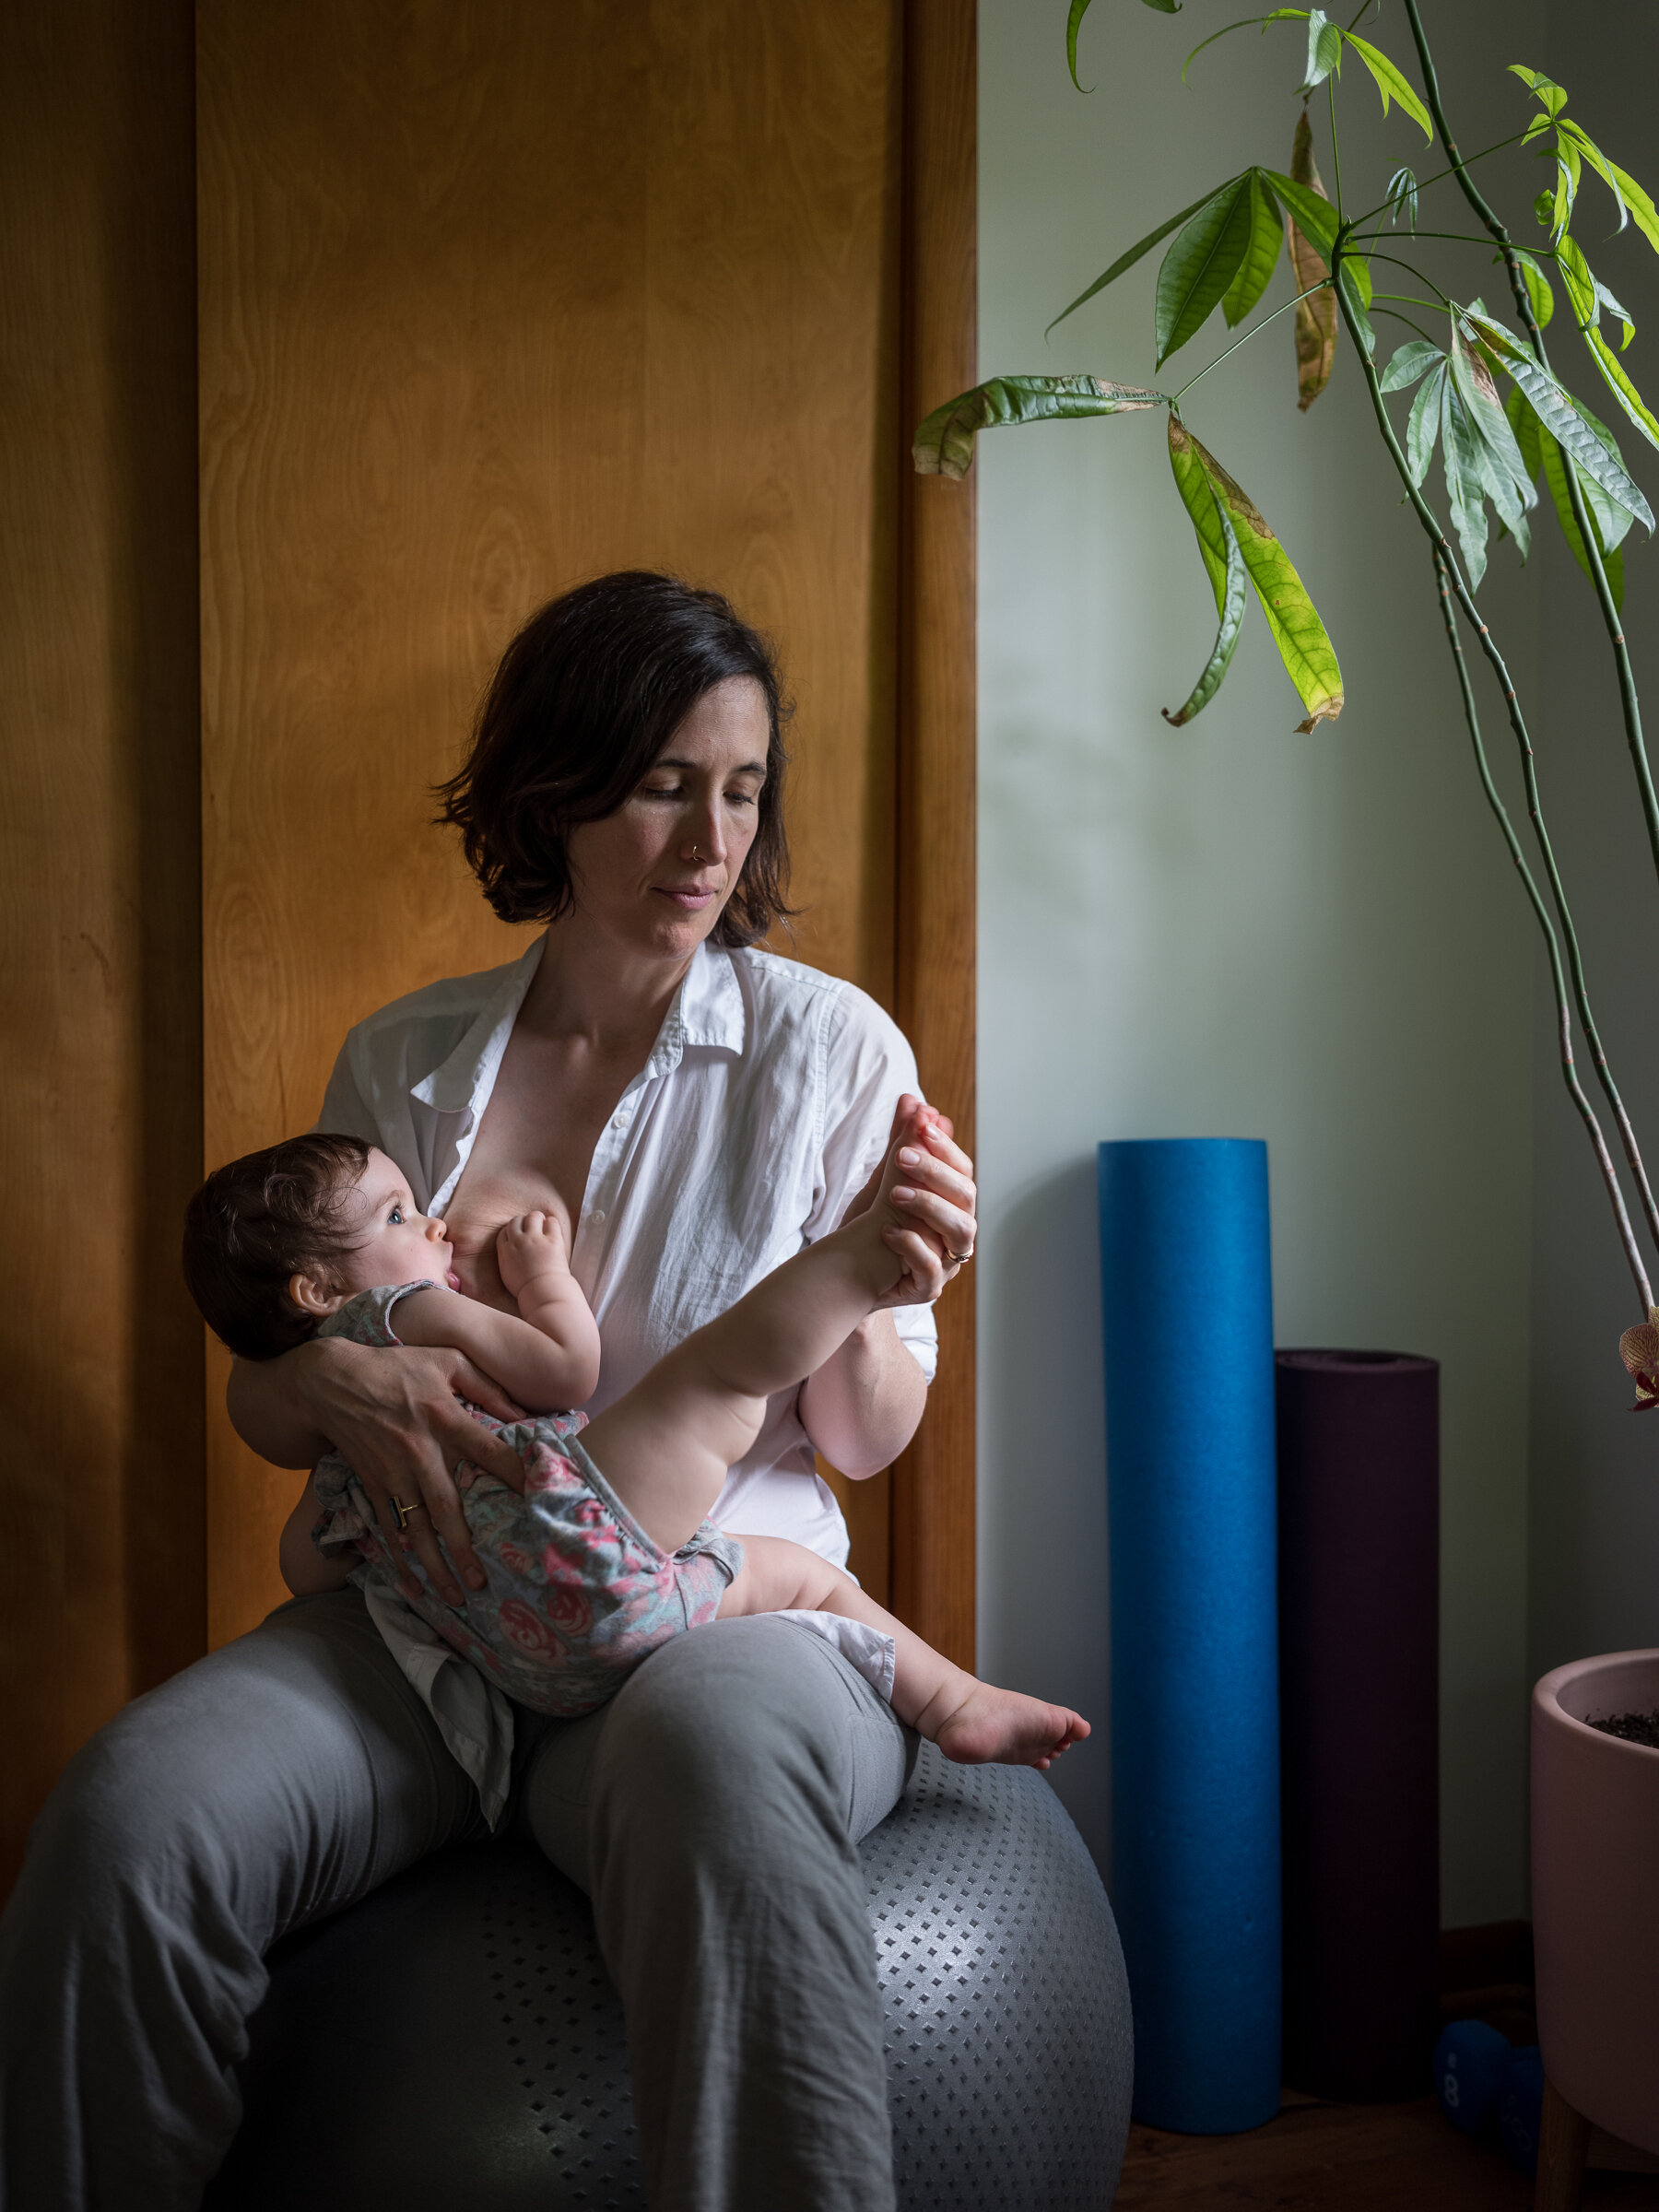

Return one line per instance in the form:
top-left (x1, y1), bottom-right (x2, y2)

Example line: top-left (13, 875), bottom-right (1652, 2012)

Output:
top-left (315, 935), bottom-right (936, 1567)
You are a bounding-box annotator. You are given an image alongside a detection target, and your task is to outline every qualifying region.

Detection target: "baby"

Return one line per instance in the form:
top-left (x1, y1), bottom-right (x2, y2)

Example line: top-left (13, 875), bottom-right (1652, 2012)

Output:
top-left (183, 1111), bottom-right (1088, 1770)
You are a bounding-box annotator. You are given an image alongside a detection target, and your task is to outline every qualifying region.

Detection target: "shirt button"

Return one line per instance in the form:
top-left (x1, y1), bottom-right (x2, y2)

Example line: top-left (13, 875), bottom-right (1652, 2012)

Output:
top-left (591, 1209), bottom-right (606, 1226)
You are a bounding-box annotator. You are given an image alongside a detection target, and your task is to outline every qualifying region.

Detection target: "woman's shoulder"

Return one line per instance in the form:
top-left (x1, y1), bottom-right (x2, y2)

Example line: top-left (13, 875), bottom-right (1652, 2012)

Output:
top-left (724, 947), bottom-right (917, 1077)
top-left (345, 942), bottom-right (537, 1045)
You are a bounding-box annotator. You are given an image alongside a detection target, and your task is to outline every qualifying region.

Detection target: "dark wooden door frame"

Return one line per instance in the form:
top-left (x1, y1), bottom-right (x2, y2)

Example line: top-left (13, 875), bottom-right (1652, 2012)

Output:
top-left (893, 0), bottom-right (976, 1671)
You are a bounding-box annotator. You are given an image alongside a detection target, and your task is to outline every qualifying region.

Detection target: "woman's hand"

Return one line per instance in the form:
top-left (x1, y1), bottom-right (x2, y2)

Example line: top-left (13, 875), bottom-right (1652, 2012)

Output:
top-left (232, 1337), bottom-right (530, 1606)
top-left (841, 1095), bottom-right (977, 1306)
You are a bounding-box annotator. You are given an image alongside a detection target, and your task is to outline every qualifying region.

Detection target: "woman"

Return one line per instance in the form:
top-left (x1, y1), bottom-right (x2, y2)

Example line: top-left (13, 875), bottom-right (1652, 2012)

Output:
top-left (0, 571), bottom-right (976, 2212)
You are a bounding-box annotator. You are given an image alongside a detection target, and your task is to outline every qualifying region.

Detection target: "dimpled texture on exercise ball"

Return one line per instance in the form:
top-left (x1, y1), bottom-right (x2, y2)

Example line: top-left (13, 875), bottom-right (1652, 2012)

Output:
top-left (205, 1743), bottom-right (1134, 2212)
top-left (1434, 2018), bottom-right (1512, 2135)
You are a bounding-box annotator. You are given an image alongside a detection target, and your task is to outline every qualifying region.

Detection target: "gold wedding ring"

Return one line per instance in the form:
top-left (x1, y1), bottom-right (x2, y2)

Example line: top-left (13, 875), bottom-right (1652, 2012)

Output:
top-left (389, 1494), bottom-right (426, 1533)
top-left (945, 1247), bottom-right (972, 1266)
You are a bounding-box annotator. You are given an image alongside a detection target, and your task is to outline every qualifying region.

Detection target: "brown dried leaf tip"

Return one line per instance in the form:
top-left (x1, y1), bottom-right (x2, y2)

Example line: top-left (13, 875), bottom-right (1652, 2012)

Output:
top-left (1287, 111), bottom-right (1337, 413)
top-left (1618, 1312), bottom-right (1659, 1410)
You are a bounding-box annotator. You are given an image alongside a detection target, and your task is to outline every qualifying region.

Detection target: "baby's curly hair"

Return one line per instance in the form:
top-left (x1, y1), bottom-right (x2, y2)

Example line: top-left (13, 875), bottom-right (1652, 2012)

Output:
top-left (183, 1133), bottom-right (371, 1361)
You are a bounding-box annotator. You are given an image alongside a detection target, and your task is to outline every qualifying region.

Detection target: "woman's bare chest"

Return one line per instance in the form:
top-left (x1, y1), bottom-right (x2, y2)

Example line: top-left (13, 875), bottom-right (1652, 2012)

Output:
top-left (442, 1032), bottom-right (642, 1297)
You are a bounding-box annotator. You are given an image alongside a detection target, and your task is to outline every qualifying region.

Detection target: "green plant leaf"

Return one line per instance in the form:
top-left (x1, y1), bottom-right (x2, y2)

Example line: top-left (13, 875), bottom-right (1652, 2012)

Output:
top-left (1442, 382), bottom-right (1490, 589)
top-left (1342, 30), bottom-right (1433, 140)
top-left (1047, 182), bottom-right (1237, 335)
top-left (1449, 313), bottom-right (1535, 512)
top-left (1515, 378), bottom-right (1633, 605)
top-left (1559, 120), bottom-right (1630, 235)
top-left (1595, 277), bottom-right (1635, 349)
top-left (1066, 0), bottom-right (1092, 89)
top-left (1264, 172), bottom-right (1372, 306)
top-left (1505, 383), bottom-right (1541, 479)
top-left (1181, 13), bottom-right (1293, 85)
top-left (1386, 166), bottom-right (1419, 229)
top-left (1299, 7), bottom-right (1343, 93)
top-left (1163, 416), bottom-right (1248, 724)
top-left (1466, 308), bottom-right (1655, 523)
top-left (1509, 64), bottom-right (1568, 119)
top-left (1506, 249), bottom-right (1554, 329)
top-left (1175, 420), bottom-right (1344, 727)
top-left (1335, 260), bottom-right (1376, 357)
top-left (1601, 155), bottom-right (1659, 257)
top-left (912, 374), bottom-right (1169, 480)
top-left (1223, 171), bottom-right (1285, 326)
top-left (1381, 339), bottom-right (1443, 392)
top-left (1585, 324), bottom-right (1659, 457)
top-left (1407, 361), bottom-right (1448, 487)
top-left (1156, 175), bottom-right (1257, 365)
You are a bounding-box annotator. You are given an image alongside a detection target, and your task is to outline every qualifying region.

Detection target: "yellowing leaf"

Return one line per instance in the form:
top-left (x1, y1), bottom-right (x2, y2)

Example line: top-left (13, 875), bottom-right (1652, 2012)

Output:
top-left (1174, 419), bottom-right (1345, 728)
top-left (1163, 415), bottom-right (1248, 724)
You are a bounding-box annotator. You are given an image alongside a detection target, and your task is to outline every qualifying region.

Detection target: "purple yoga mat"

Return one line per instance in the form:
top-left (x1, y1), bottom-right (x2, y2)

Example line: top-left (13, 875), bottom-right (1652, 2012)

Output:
top-left (1277, 1349), bottom-right (1440, 2101)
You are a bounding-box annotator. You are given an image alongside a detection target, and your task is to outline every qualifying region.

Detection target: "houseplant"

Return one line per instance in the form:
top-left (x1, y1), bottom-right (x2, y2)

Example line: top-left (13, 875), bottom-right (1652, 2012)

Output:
top-left (917, 0), bottom-right (1659, 2174)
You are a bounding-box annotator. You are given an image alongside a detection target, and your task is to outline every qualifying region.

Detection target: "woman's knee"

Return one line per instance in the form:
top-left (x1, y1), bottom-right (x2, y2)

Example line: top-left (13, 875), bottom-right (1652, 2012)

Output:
top-left (588, 1617), bottom-right (903, 1861)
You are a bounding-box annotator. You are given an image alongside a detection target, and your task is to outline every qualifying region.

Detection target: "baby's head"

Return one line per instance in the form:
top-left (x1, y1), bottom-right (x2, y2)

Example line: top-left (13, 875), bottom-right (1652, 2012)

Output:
top-left (182, 1135), bottom-right (456, 1359)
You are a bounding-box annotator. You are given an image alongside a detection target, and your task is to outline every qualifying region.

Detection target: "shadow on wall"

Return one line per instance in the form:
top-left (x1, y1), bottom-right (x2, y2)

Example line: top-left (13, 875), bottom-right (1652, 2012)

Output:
top-left (980, 1155), bottom-right (1113, 1876)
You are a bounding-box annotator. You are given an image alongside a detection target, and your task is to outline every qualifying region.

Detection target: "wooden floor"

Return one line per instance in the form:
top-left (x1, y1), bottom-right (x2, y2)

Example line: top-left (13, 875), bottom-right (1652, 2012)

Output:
top-left (1116, 2094), bottom-right (1659, 2210)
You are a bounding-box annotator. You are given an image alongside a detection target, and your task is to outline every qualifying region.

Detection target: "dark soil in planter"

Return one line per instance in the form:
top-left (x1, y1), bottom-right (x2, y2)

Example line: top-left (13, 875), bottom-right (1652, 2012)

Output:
top-left (1587, 1709), bottom-right (1659, 1749)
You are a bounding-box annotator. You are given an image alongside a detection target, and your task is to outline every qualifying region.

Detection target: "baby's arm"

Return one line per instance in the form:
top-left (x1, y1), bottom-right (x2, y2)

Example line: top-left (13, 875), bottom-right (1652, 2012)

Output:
top-left (394, 1211), bottom-right (600, 1413)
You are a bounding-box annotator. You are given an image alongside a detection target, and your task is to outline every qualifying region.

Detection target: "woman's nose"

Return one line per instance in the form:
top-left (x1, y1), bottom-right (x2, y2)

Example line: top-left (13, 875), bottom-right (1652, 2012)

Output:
top-left (685, 795), bottom-right (726, 865)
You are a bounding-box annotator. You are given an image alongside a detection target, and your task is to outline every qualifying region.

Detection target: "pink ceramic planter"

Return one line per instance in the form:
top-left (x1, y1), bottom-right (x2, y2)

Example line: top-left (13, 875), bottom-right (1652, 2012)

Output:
top-left (1532, 1650), bottom-right (1659, 2155)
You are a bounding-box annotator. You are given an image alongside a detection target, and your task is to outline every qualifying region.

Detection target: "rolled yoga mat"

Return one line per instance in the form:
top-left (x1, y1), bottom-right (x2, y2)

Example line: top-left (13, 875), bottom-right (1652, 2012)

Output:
top-left (1276, 1349), bottom-right (1440, 2101)
top-left (1098, 1138), bottom-right (1281, 2135)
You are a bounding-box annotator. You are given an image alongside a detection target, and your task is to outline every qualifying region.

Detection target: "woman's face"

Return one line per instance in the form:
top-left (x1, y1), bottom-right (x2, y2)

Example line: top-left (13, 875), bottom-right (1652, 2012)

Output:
top-left (564, 676), bottom-right (770, 961)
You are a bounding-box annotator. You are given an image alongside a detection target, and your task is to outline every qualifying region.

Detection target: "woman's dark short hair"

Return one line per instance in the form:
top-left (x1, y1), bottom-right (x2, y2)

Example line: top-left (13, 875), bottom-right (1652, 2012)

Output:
top-left (182, 1133), bottom-right (371, 1362)
top-left (436, 571), bottom-right (794, 946)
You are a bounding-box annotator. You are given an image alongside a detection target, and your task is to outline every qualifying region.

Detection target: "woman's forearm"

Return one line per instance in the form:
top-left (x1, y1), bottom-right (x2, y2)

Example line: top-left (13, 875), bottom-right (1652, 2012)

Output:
top-left (227, 1343), bottom-right (336, 1469)
top-left (798, 1312), bottom-right (927, 1479)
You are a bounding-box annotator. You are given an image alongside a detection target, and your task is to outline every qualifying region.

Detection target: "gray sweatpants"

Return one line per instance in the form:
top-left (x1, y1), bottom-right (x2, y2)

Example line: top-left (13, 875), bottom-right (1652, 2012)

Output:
top-left (0, 1589), bottom-right (912, 2211)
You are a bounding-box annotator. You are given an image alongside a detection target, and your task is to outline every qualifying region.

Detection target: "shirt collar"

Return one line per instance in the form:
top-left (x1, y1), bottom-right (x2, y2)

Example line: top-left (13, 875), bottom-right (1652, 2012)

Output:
top-left (408, 934), bottom-right (745, 1118)
top-left (675, 941), bottom-right (747, 1056)
top-left (410, 934), bottom-right (546, 1115)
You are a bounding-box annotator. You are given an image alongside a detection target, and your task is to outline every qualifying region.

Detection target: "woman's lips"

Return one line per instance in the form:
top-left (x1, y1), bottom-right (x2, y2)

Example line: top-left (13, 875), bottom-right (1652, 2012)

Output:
top-left (654, 884), bottom-right (718, 909)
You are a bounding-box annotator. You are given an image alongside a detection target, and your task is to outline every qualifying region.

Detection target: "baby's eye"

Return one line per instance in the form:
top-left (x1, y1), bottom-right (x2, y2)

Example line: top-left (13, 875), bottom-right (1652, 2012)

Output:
top-left (389, 1206), bottom-right (405, 1225)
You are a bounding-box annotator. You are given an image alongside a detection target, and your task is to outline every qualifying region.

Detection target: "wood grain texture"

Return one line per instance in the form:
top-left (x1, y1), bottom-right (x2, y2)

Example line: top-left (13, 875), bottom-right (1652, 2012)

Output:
top-left (0, 0), bottom-right (203, 1892)
top-left (199, 0), bottom-right (910, 1639)
top-left (890, 0), bottom-right (978, 1669)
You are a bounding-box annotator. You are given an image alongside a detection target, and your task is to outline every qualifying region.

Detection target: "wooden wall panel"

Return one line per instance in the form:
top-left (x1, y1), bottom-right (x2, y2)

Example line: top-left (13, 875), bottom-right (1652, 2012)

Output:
top-left (892, 0), bottom-right (978, 1670)
top-left (0, 0), bottom-right (203, 1891)
top-left (199, 0), bottom-right (910, 1640)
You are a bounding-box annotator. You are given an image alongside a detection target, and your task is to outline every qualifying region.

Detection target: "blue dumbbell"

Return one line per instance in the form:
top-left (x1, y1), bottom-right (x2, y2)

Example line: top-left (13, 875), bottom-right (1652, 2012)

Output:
top-left (1434, 2018), bottom-right (1512, 2135)
top-left (1497, 2045), bottom-right (1546, 2175)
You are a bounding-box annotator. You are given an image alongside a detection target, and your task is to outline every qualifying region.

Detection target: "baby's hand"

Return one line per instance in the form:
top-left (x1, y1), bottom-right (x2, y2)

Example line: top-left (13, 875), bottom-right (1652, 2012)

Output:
top-left (497, 1210), bottom-right (571, 1300)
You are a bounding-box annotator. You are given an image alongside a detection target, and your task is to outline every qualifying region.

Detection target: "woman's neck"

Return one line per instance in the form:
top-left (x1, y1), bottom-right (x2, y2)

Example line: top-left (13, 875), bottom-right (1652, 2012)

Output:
top-left (521, 912), bottom-right (697, 1054)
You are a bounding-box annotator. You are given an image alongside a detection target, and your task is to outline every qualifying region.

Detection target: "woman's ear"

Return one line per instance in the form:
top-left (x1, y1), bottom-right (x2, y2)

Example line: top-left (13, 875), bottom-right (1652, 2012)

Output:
top-left (288, 1270), bottom-right (347, 1320)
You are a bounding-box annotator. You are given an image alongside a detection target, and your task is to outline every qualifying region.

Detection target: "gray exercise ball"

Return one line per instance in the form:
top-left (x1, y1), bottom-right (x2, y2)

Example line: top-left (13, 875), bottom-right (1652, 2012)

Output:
top-left (206, 1743), bottom-right (1134, 2210)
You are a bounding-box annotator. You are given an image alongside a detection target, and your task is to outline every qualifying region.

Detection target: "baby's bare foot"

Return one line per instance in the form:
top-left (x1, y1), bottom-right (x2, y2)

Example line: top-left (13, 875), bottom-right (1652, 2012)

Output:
top-left (933, 1682), bottom-right (1090, 1771)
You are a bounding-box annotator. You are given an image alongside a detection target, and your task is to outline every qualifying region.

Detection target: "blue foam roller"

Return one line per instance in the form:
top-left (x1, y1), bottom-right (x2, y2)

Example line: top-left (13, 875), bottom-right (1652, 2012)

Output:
top-left (1435, 2018), bottom-right (1512, 2135)
top-left (1098, 1138), bottom-right (1280, 2135)
top-left (1498, 2046), bottom-right (1546, 2175)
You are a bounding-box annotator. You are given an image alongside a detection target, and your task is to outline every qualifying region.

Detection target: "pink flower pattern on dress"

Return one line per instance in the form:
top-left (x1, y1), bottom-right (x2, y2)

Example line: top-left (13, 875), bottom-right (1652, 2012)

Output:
top-left (310, 1284), bottom-right (744, 1717)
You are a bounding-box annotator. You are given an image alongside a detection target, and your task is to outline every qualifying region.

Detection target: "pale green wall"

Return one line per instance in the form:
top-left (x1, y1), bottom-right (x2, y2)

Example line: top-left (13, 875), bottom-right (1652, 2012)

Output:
top-left (976, 0), bottom-right (1546, 1924)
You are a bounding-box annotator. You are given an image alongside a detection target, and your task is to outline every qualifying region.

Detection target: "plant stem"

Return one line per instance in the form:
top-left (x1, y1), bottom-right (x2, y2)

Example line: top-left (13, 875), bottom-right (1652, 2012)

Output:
top-left (1432, 549), bottom-right (1653, 1312)
top-left (1327, 76), bottom-right (1344, 217)
top-left (1335, 254), bottom-right (1659, 1292)
top-left (1401, 0), bottom-right (1659, 902)
top-left (1366, 251), bottom-right (1452, 303)
top-left (1170, 279), bottom-right (1333, 400)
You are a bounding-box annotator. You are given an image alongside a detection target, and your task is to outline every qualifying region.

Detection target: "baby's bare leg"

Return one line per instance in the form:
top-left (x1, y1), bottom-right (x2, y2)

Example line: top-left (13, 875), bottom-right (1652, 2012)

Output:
top-left (580, 1112), bottom-right (934, 1555)
top-left (717, 1535), bottom-right (1090, 1771)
